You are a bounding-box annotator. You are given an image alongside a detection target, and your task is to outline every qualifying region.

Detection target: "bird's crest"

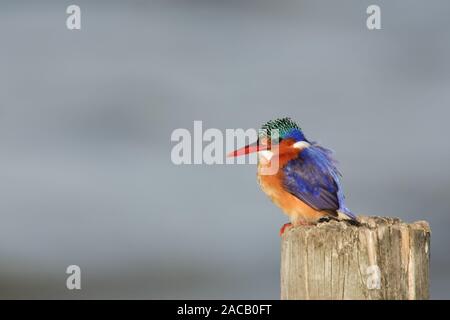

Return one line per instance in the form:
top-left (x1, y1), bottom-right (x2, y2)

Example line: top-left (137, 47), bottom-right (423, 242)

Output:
top-left (260, 117), bottom-right (304, 141)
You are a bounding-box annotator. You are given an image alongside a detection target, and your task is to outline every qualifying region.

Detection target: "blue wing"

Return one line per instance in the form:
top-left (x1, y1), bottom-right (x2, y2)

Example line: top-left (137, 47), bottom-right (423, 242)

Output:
top-left (282, 144), bottom-right (355, 219)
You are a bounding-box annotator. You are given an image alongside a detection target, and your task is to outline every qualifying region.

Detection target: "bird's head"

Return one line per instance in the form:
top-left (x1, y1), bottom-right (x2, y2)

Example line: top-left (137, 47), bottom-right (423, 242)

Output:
top-left (228, 117), bottom-right (309, 162)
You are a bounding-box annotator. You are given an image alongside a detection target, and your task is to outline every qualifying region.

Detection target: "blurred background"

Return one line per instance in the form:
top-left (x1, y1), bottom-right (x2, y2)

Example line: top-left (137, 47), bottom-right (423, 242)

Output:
top-left (0, 0), bottom-right (449, 298)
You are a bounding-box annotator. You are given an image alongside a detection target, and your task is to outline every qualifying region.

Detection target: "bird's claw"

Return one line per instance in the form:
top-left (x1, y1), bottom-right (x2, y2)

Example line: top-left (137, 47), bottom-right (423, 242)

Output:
top-left (279, 223), bottom-right (293, 236)
top-left (318, 216), bottom-right (332, 223)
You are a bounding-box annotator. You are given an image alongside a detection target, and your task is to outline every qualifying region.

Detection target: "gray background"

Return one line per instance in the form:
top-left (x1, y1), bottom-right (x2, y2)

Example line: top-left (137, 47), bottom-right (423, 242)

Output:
top-left (0, 0), bottom-right (449, 298)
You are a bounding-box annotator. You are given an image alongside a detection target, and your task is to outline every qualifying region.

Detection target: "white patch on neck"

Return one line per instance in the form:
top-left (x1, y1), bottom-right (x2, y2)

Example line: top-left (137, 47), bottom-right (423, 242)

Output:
top-left (258, 150), bottom-right (274, 161)
top-left (293, 141), bottom-right (310, 150)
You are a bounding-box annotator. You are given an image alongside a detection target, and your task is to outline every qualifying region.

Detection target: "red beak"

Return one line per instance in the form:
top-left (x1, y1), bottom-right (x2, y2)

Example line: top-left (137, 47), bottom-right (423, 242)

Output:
top-left (227, 141), bottom-right (268, 157)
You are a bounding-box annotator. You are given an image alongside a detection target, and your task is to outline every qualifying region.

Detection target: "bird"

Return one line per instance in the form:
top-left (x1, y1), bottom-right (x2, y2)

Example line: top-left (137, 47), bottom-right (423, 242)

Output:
top-left (228, 117), bottom-right (358, 236)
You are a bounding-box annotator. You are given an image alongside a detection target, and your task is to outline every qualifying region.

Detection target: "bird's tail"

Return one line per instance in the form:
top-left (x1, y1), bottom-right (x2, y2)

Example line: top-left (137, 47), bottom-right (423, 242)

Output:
top-left (339, 207), bottom-right (356, 219)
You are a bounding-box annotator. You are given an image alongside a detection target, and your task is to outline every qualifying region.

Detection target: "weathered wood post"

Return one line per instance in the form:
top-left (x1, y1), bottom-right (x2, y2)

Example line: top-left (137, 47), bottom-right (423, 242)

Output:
top-left (281, 216), bottom-right (430, 300)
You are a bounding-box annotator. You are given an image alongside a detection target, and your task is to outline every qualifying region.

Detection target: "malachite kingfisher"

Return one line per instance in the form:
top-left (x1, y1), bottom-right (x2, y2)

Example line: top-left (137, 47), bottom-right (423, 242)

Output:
top-left (228, 117), bottom-right (358, 236)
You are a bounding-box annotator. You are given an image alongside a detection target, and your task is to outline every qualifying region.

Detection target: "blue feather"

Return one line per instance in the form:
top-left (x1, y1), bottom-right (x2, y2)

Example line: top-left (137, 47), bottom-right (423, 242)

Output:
top-left (282, 143), bottom-right (355, 219)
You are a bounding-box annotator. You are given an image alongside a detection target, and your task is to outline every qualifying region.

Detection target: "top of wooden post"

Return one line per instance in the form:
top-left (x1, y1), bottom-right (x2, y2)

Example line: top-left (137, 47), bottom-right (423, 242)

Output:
top-left (281, 216), bottom-right (431, 300)
top-left (282, 216), bottom-right (430, 234)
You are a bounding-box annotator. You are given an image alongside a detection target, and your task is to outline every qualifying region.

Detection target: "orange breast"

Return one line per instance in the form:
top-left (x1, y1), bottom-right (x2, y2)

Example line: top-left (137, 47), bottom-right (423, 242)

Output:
top-left (257, 145), bottom-right (326, 225)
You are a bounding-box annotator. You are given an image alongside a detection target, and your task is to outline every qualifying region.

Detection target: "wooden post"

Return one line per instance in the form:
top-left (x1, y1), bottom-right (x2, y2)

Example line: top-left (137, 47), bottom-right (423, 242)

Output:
top-left (280, 216), bottom-right (430, 300)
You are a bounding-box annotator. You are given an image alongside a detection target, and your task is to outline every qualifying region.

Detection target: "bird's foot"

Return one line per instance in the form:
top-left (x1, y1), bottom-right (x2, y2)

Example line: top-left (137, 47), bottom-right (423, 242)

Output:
top-left (318, 216), bottom-right (333, 224)
top-left (279, 223), bottom-right (293, 236)
top-left (318, 216), bottom-right (362, 227)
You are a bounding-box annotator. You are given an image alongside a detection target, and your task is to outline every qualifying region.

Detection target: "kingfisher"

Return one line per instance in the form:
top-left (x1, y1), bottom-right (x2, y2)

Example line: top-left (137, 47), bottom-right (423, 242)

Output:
top-left (228, 117), bottom-right (358, 236)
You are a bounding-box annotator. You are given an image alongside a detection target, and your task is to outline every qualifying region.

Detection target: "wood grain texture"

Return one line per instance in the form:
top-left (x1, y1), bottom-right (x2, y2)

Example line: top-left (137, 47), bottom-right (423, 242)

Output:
top-left (280, 216), bottom-right (430, 300)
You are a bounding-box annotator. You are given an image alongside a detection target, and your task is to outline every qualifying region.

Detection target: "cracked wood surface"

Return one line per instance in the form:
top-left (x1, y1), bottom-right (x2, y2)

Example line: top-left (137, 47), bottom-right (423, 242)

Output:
top-left (280, 216), bottom-right (430, 300)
